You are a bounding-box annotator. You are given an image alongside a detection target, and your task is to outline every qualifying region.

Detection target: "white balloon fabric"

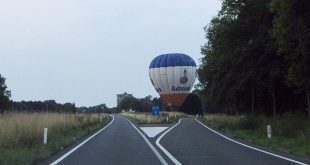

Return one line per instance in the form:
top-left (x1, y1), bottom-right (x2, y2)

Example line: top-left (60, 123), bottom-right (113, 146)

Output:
top-left (149, 53), bottom-right (196, 107)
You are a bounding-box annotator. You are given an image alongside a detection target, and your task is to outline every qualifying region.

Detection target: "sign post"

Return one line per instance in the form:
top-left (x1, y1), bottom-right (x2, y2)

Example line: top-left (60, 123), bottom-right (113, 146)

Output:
top-left (267, 125), bottom-right (272, 138)
top-left (43, 128), bottom-right (48, 144)
top-left (152, 105), bottom-right (160, 117)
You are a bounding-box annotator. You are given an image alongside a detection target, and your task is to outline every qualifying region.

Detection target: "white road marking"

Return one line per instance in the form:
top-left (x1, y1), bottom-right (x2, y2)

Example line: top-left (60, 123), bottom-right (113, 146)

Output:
top-left (195, 118), bottom-right (308, 165)
top-left (122, 116), bottom-right (168, 165)
top-left (156, 119), bottom-right (182, 165)
top-left (50, 115), bottom-right (115, 165)
top-left (140, 127), bottom-right (168, 137)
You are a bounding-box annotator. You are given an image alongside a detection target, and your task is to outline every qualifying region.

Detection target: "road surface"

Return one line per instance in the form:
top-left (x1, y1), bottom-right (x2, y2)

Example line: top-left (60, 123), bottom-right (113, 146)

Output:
top-left (43, 115), bottom-right (309, 165)
top-left (160, 118), bottom-right (309, 165)
top-left (43, 115), bottom-right (162, 165)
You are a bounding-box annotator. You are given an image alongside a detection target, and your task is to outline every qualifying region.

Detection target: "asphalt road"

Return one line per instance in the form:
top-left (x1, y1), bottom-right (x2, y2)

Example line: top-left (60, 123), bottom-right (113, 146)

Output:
top-left (43, 115), bottom-right (309, 165)
top-left (160, 118), bottom-right (309, 165)
top-left (44, 115), bottom-right (162, 165)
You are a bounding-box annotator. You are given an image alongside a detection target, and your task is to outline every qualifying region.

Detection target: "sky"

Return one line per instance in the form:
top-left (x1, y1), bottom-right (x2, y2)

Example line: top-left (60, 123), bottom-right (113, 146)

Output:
top-left (0, 0), bottom-right (221, 107)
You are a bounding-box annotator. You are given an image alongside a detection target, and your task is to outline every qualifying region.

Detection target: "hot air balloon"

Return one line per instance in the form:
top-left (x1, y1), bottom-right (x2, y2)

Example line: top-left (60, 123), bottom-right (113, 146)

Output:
top-left (149, 53), bottom-right (196, 108)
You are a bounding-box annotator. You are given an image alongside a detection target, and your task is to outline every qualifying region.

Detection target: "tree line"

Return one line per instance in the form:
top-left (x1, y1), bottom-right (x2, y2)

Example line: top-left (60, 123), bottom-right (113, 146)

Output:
top-left (77, 104), bottom-right (109, 113)
top-left (10, 100), bottom-right (76, 113)
top-left (117, 95), bottom-right (165, 112)
top-left (197, 0), bottom-right (310, 118)
top-left (117, 93), bottom-right (203, 115)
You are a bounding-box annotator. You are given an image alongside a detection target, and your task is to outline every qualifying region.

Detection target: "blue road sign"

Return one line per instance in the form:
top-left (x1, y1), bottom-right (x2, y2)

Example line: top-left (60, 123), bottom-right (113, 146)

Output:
top-left (152, 105), bottom-right (160, 116)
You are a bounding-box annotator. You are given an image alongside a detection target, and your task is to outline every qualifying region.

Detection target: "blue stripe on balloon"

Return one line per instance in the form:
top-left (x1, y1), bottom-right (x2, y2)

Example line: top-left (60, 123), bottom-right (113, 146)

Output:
top-left (149, 53), bottom-right (196, 68)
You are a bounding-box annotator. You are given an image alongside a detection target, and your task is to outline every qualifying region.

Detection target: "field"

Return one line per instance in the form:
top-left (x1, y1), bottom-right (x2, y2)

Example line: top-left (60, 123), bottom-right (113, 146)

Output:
top-left (0, 112), bottom-right (112, 165)
top-left (198, 114), bottom-right (310, 158)
top-left (120, 111), bottom-right (188, 124)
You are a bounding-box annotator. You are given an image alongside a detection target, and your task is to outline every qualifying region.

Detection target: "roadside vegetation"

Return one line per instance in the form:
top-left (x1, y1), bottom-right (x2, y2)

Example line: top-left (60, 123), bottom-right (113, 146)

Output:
top-left (197, 0), bottom-right (310, 118)
top-left (198, 114), bottom-right (310, 158)
top-left (121, 111), bottom-right (188, 124)
top-left (195, 0), bottom-right (310, 160)
top-left (0, 112), bottom-right (112, 165)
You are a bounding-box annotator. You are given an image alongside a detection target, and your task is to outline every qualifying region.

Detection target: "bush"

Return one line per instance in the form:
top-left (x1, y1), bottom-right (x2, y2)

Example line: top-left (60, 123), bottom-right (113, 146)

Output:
top-left (201, 113), bottom-right (310, 158)
top-left (237, 116), bottom-right (262, 130)
top-left (270, 115), bottom-right (309, 139)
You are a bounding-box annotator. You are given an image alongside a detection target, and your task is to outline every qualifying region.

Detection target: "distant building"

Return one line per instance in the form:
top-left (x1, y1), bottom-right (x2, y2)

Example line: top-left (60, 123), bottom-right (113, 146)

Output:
top-left (117, 92), bottom-right (133, 106)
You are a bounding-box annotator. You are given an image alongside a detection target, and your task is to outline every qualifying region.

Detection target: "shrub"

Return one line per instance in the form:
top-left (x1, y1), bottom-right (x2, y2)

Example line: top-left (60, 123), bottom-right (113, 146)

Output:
top-left (271, 115), bottom-right (309, 139)
top-left (237, 116), bottom-right (262, 130)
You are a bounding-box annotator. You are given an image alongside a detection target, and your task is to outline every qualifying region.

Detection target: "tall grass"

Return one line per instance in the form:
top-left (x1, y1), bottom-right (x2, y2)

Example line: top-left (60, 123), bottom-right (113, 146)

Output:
top-left (200, 114), bottom-right (310, 158)
top-left (0, 112), bottom-right (108, 148)
top-left (0, 112), bottom-right (111, 164)
top-left (121, 111), bottom-right (187, 124)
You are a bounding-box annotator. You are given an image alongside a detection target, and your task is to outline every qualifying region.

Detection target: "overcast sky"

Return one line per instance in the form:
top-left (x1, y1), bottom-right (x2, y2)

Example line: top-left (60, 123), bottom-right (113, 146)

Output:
top-left (0, 0), bottom-right (221, 107)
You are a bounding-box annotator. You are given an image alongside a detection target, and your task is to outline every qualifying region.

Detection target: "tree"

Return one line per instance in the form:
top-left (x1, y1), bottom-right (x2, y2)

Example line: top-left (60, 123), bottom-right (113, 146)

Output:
top-left (118, 97), bottom-right (137, 111)
top-left (0, 74), bottom-right (11, 112)
top-left (270, 0), bottom-right (310, 118)
top-left (198, 0), bottom-right (276, 114)
top-left (152, 97), bottom-right (168, 111)
top-left (62, 103), bottom-right (76, 113)
top-left (197, 0), bottom-right (304, 118)
top-left (179, 93), bottom-right (202, 115)
top-left (118, 95), bottom-right (162, 112)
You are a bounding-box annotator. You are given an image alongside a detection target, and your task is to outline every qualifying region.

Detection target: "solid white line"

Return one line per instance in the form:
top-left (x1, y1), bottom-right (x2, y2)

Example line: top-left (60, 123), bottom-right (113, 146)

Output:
top-left (195, 118), bottom-right (308, 165)
top-left (156, 119), bottom-right (182, 165)
top-left (122, 116), bottom-right (168, 165)
top-left (50, 115), bottom-right (115, 165)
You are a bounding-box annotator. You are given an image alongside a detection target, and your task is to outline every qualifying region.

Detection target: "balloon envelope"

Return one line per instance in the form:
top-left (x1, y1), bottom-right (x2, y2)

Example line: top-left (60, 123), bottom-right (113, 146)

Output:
top-left (149, 53), bottom-right (196, 107)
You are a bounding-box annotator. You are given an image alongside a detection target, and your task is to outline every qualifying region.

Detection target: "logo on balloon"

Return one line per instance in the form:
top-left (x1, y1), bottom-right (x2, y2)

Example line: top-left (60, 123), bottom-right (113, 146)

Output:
top-left (180, 69), bottom-right (188, 84)
top-left (172, 86), bottom-right (190, 91)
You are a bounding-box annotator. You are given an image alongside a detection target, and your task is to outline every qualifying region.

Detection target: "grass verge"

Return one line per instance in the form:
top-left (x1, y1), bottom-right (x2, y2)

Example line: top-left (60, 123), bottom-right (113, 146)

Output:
top-left (0, 112), bottom-right (112, 165)
top-left (198, 114), bottom-right (310, 159)
top-left (120, 111), bottom-right (188, 124)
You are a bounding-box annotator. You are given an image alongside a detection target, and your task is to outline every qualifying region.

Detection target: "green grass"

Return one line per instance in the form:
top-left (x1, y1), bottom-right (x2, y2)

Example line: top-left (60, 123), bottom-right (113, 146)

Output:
top-left (0, 112), bottom-right (112, 165)
top-left (120, 111), bottom-right (188, 124)
top-left (199, 114), bottom-right (310, 158)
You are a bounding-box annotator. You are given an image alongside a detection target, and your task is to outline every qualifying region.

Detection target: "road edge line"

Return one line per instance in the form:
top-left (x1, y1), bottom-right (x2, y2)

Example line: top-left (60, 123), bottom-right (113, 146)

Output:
top-left (122, 116), bottom-right (168, 165)
top-left (50, 115), bottom-right (115, 165)
top-left (155, 119), bottom-right (182, 165)
top-left (195, 118), bottom-right (308, 165)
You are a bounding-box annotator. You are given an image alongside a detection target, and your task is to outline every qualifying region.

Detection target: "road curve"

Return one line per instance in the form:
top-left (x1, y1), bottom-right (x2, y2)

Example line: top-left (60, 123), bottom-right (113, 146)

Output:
top-left (44, 115), bottom-right (162, 165)
top-left (159, 118), bottom-right (309, 165)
